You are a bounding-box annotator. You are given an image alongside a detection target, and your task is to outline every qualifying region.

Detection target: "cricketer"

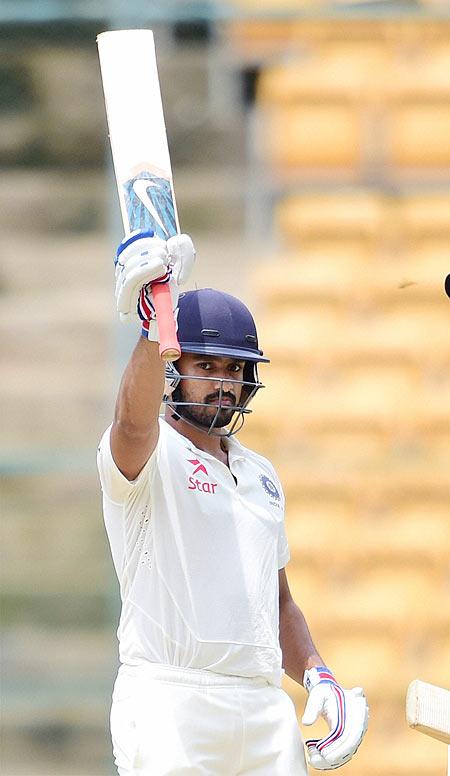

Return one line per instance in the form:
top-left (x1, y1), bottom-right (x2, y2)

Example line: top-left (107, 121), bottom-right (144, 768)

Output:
top-left (97, 231), bottom-right (369, 774)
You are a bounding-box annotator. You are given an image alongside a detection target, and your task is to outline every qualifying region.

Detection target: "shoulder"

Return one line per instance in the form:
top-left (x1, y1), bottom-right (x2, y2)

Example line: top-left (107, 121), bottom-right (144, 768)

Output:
top-left (234, 439), bottom-right (284, 495)
top-left (98, 420), bottom-right (167, 503)
top-left (238, 439), bottom-right (280, 478)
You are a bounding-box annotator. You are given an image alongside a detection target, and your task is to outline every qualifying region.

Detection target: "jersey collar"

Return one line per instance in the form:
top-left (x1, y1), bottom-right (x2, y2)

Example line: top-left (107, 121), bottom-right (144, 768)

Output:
top-left (161, 417), bottom-right (246, 464)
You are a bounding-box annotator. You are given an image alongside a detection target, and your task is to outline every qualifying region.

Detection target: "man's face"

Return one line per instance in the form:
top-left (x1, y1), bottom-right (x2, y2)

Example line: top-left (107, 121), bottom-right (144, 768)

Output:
top-left (175, 354), bottom-right (245, 428)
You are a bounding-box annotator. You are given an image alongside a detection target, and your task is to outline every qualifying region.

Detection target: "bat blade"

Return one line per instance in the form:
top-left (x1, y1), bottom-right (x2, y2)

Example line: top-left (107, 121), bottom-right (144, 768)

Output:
top-left (406, 680), bottom-right (450, 744)
top-left (97, 29), bottom-right (180, 361)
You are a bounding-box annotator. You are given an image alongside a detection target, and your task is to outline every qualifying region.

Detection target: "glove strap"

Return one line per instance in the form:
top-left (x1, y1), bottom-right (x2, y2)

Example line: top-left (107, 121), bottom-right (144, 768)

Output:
top-left (303, 666), bottom-right (337, 693)
top-left (115, 228), bottom-right (155, 265)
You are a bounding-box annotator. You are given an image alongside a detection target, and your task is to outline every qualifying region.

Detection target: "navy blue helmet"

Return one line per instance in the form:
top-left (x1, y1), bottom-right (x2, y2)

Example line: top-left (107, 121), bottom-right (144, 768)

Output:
top-left (164, 288), bottom-right (269, 436)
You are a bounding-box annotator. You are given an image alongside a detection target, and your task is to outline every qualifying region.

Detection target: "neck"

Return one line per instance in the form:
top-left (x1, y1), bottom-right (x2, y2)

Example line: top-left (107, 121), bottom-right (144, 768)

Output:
top-left (164, 408), bottom-right (228, 460)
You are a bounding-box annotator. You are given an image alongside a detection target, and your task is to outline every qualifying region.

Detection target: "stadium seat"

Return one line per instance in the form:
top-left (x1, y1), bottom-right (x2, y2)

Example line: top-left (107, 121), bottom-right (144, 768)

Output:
top-left (332, 562), bottom-right (442, 626)
top-left (257, 43), bottom-right (388, 103)
top-left (258, 296), bottom-right (450, 360)
top-left (259, 359), bottom-right (427, 423)
top-left (260, 104), bottom-right (361, 171)
top-left (310, 629), bottom-right (408, 694)
top-left (400, 193), bottom-right (450, 237)
top-left (286, 490), bottom-right (449, 564)
top-left (388, 102), bottom-right (450, 169)
top-left (275, 192), bottom-right (386, 247)
top-left (285, 563), bottom-right (327, 609)
top-left (226, 19), bottom-right (296, 62)
top-left (350, 704), bottom-right (449, 775)
top-left (387, 43), bottom-right (450, 99)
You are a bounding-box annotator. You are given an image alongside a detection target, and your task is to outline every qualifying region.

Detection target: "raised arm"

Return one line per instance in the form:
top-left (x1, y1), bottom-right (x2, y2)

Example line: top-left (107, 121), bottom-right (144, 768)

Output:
top-left (111, 338), bottom-right (164, 480)
top-left (109, 231), bottom-right (195, 480)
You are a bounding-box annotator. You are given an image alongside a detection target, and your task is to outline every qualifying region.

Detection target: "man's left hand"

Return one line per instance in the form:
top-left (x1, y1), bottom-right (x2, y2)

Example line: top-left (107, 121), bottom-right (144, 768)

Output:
top-left (302, 666), bottom-right (369, 770)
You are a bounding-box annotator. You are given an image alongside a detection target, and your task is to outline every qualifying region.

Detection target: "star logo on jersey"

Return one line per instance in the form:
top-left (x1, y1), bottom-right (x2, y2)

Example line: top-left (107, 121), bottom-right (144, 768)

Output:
top-left (187, 458), bottom-right (218, 495)
top-left (259, 475), bottom-right (280, 501)
top-left (188, 458), bottom-right (208, 476)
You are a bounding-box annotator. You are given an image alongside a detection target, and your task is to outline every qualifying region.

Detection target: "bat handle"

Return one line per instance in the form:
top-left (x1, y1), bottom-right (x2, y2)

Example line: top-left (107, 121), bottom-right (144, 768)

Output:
top-left (151, 282), bottom-right (181, 362)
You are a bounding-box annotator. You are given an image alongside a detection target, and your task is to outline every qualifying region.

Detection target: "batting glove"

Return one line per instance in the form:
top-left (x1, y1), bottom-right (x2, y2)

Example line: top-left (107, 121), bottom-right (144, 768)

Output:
top-left (302, 666), bottom-right (369, 770)
top-left (114, 229), bottom-right (195, 341)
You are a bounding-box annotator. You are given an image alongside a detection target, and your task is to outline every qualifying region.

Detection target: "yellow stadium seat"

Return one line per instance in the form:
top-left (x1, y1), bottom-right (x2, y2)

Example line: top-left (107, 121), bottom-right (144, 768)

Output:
top-left (422, 630), bottom-right (450, 687)
top-left (275, 192), bottom-right (450, 246)
top-left (388, 102), bottom-right (450, 169)
top-left (260, 300), bottom-right (450, 366)
top-left (426, 427), bottom-right (450, 471)
top-left (351, 704), bottom-right (449, 775)
top-left (333, 562), bottom-right (443, 626)
top-left (261, 104), bottom-right (361, 171)
top-left (388, 43), bottom-right (450, 99)
top-left (275, 192), bottom-right (386, 246)
top-left (259, 359), bottom-right (429, 424)
top-left (286, 488), bottom-right (449, 563)
top-left (377, 240), bottom-right (450, 296)
top-left (315, 630), bottom-right (408, 693)
top-left (258, 296), bottom-right (450, 360)
top-left (257, 43), bottom-right (388, 103)
top-left (400, 194), bottom-right (450, 237)
top-left (257, 244), bottom-right (445, 303)
top-left (366, 297), bottom-right (450, 354)
top-left (286, 490), bottom-right (357, 552)
top-left (258, 298), bottom-right (346, 356)
top-left (226, 19), bottom-right (296, 61)
top-left (285, 563), bottom-right (327, 607)
top-left (366, 509), bottom-right (448, 563)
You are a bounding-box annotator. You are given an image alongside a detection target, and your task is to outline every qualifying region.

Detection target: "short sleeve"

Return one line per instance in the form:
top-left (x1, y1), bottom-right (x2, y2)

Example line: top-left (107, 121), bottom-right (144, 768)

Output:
top-left (96, 424), bottom-right (157, 505)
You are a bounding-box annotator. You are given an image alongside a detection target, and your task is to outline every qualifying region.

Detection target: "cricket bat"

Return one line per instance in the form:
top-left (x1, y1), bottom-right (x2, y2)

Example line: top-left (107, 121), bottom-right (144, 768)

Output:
top-left (97, 29), bottom-right (181, 361)
top-left (406, 679), bottom-right (450, 745)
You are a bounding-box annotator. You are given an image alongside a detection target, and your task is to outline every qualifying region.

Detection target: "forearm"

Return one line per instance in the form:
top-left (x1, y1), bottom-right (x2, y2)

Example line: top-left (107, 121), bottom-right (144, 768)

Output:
top-left (114, 336), bottom-right (164, 433)
top-left (111, 336), bottom-right (164, 479)
top-left (279, 598), bottom-right (325, 685)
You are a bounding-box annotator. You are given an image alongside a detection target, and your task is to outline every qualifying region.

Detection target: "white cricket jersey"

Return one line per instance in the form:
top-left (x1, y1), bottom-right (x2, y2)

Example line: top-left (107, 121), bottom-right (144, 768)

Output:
top-left (97, 418), bottom-right (290, 686)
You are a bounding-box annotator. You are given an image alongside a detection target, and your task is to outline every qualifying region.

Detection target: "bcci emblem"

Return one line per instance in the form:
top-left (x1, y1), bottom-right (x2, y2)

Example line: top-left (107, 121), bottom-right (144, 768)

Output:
top-left (259, 475), bottom-right (280, 501)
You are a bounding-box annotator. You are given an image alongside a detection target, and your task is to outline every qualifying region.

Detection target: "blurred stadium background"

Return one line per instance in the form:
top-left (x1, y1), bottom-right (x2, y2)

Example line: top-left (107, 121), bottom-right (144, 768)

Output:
top-left (1, 0), bottom-right (449, 774)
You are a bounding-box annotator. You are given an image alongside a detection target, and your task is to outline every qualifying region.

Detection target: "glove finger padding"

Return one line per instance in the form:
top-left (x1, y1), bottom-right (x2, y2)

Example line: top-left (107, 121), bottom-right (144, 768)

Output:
top-left (302, 667), bottom-right (369, 771)
top-left (306, 743), bottom-right (353, 771)
top-left (321, 688), bottom-right (368, 766)
top-left (167, 234), bottom-right (196, 285)
top-left (115, 234), bottom-right (169, 316)
top-left (138, 233), bottom-right (195, 342)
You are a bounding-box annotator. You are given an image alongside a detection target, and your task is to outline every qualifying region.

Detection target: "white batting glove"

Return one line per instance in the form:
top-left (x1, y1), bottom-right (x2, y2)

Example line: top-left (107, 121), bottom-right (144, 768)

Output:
top-left (302, 666), bottom-right (369, 770)
top-left (114, 229), bottom-right (195, 341)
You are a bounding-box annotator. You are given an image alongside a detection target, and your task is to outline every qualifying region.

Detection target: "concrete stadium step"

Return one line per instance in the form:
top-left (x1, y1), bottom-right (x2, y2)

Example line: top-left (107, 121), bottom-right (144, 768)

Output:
top-left (0, 167), bottom-right (247, 243)
top-left (2, 472), bottom-right (111, 595)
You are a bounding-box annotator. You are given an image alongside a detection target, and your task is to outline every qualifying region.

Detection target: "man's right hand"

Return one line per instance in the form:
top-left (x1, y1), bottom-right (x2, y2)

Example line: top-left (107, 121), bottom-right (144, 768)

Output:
top-left (115, 229), bottom-right (171, 320)
top-left (114, 230), bottom-right (195, 333)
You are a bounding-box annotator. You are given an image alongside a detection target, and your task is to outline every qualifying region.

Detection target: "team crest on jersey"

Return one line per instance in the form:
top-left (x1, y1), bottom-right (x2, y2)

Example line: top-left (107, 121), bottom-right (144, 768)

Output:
top-left (259, 475), bottom-right (280, 501)
top-left (123, 171), bottom-right (177, 239)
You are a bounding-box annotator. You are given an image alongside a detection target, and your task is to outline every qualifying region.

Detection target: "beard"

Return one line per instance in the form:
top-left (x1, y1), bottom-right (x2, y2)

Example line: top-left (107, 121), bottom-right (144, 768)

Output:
top-left (175, 389), bottom-right (237, 429)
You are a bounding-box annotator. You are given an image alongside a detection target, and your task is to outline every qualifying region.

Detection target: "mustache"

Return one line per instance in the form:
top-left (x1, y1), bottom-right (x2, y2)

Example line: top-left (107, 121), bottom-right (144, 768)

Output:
top-left (205, 392), bottom-right (236, 406)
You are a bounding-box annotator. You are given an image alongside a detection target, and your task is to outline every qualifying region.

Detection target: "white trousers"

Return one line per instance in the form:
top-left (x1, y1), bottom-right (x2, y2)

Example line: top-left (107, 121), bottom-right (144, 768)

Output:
top-left (111, 663), bottom-right (308, 775)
